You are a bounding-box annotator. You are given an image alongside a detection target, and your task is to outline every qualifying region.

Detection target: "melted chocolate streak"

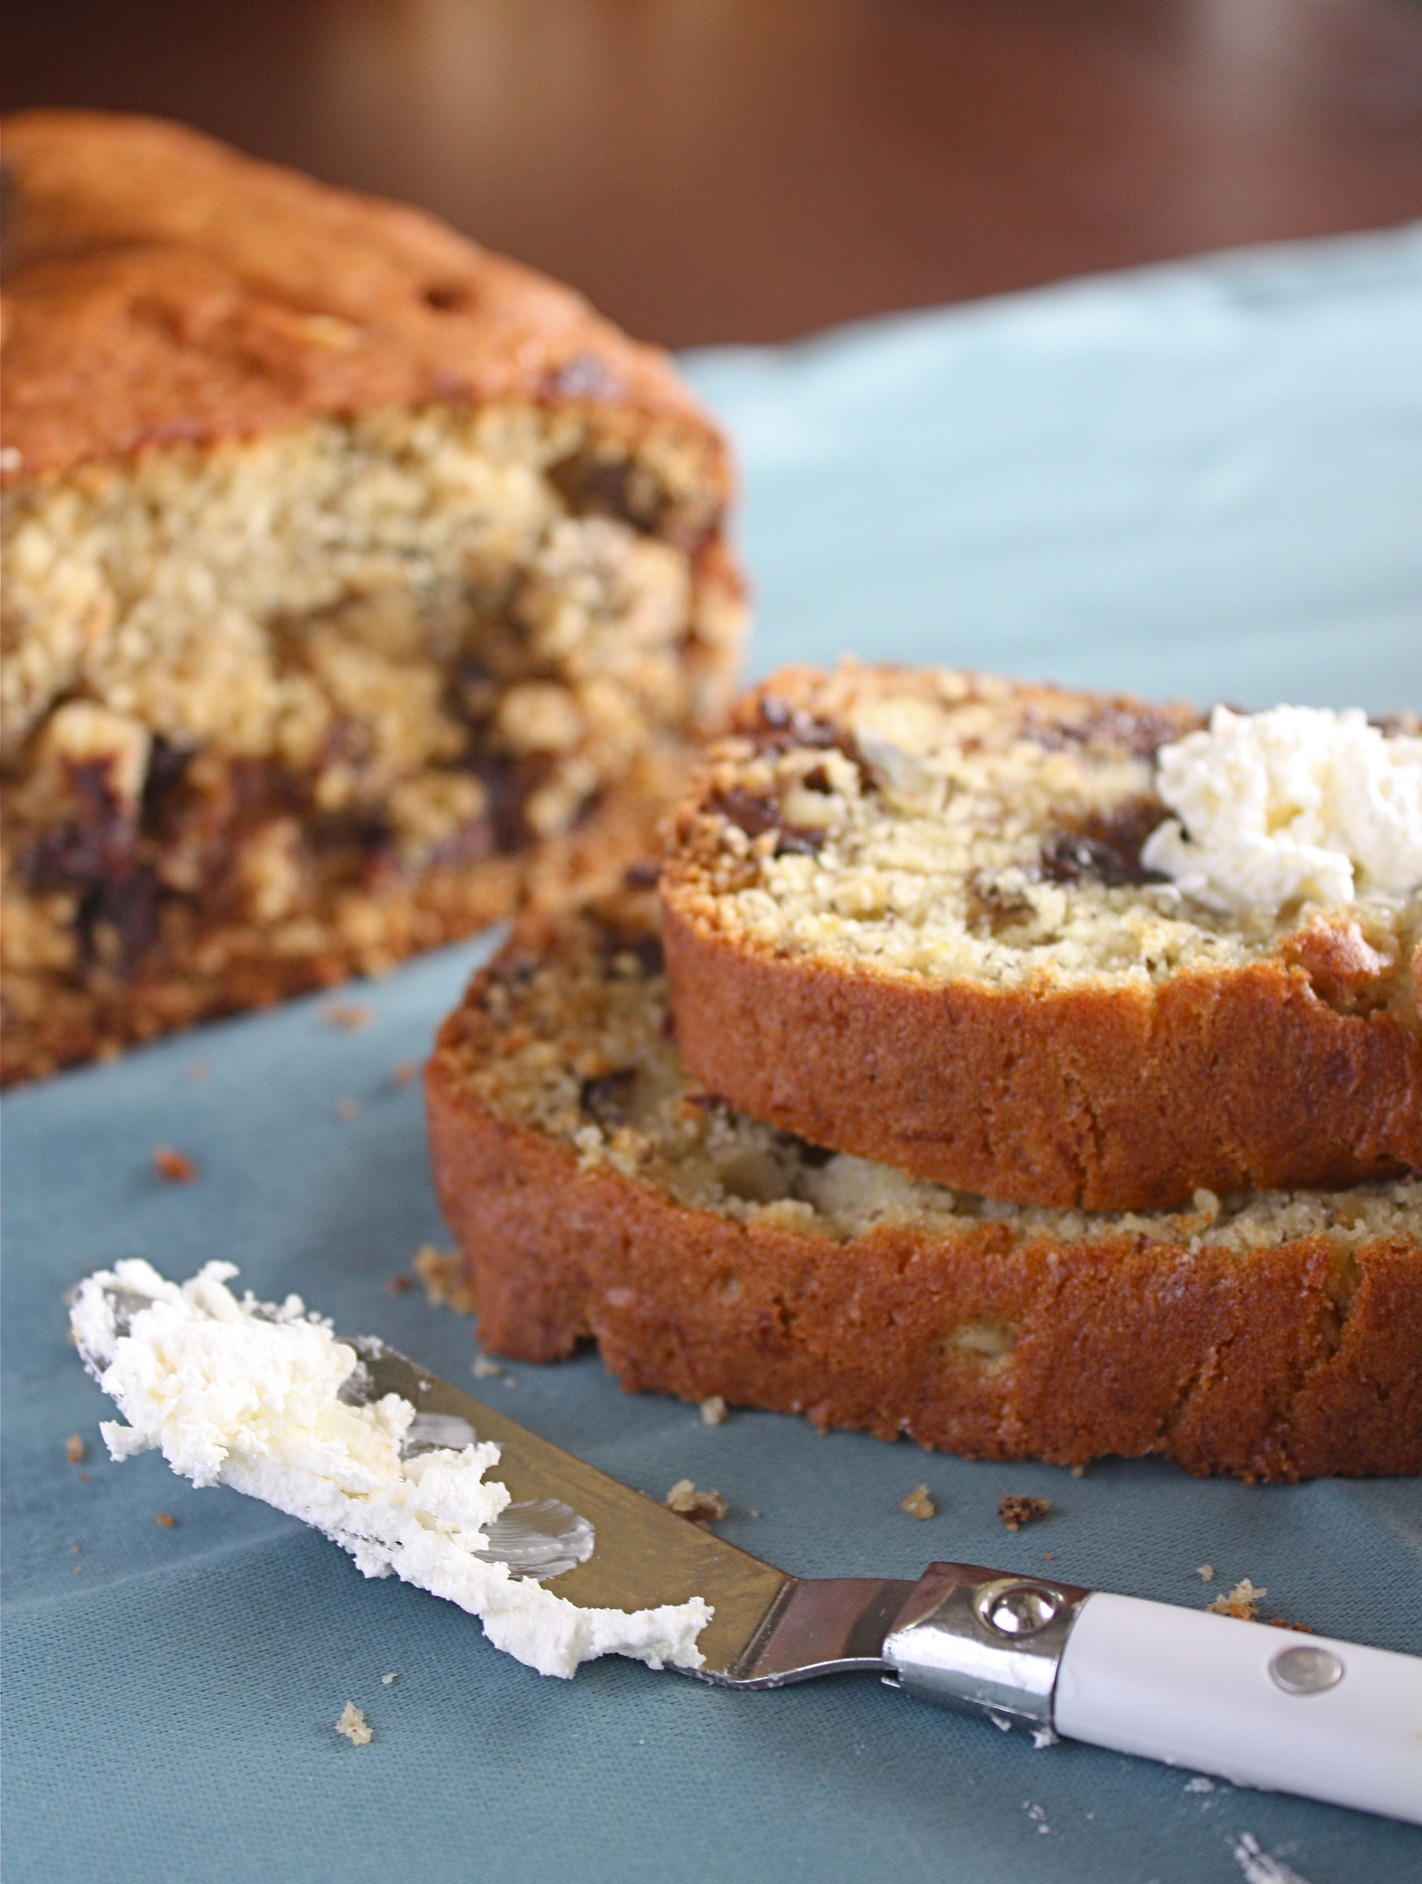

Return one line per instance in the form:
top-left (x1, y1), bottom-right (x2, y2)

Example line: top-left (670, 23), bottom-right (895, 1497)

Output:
top-left (21, 734), bottom-right (531, 978)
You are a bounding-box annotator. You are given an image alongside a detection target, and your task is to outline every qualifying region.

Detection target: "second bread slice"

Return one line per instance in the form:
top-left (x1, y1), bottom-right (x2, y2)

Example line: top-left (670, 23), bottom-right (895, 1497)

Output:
top-left (424, 894), bottom-right (1422, 1479)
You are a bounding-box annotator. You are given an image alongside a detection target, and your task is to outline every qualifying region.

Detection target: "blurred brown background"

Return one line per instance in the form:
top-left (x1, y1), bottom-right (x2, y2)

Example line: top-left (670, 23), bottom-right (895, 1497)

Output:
top-left (5, 0), bottom-right (1422, 346)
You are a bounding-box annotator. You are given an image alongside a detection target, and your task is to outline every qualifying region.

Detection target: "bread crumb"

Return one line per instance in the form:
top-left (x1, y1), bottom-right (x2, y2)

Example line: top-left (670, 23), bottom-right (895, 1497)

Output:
top-left (155, 1511), bottom-right (177, 1528)
top-left (187, 1060), bottom-right (209, 1082)
top-left (153, 1145), bottom-right (197, 1183)
top-left (1197, 1564), bottom-right (1215, 1582)
top-left (1069, 1465), bottom-right (1085, 1478)
top-left (70, 1544), bottom-right (80, 1553)
top-left (699, 1395), bottom-right (728, 1426)
top-left (1266, 1617), bottom-right (1315, 1634)
top-left (1031, 1726), bottom-right (1059, 1749)
top-left (381, 1673), bottom-right (397, 1685)
top-left (1209, 1577), bottom-right (1266, 1620)
top-left (335, 1097), bottom-right (361, 1119)
top-left (386, 1274), bottom-right (413, 1294)
top-left (899, 1483), bottom-right (936, 1520)
top-left (471, 1353), bottom-right (503, 1379)
top-left (324, 1001), bottom-right (372, 1032)
top-left (413, 1244), bottom-right (478, 1312)
top-left (335, 1702), bottom-right (373, 1745)
top-left (391, 1060), bottom-right (417, 1088)
top-left (65, 1433), bottom-right (87, 1463)
top-left (1042, 1551), bottom-right (1055, 1561)
top-left (1184, 1775), bottom-right (1215, 1792)
top-left (999, 1494), bottom-right (1050, 1532)
top-left (665, 1479), bottom-right (727, 1522)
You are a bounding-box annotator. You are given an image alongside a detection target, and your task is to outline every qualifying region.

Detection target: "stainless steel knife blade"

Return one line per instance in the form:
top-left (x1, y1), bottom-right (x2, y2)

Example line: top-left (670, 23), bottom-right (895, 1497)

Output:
top-left (357, 1338), bottom-right (912, 1686)
top-left (357, 1337), bottom-right (1422, 1824)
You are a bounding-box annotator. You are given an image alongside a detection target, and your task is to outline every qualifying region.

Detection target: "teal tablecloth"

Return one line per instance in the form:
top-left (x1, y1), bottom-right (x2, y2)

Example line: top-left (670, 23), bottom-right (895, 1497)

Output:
top-left (4, 228), bottom-right (1421, 1884)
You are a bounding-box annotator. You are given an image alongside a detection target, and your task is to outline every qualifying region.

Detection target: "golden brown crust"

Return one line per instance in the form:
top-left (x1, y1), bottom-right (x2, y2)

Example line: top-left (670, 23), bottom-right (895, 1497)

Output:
top-left (0, 111), bottom-right (728, 489)
top-left (424, 940), bottom-right (1422, 1481)
top-left (661, 905), bottom-right (1422, 1210)
top-left (0, 113), bottom-right (746, 1084)
top-left (661, 667), bottom-right (1422, 1211)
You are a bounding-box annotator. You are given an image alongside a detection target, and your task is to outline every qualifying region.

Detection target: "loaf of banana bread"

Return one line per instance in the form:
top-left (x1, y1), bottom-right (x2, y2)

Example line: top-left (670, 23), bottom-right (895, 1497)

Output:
top-left (424, 896), bottom-right (1422, 1480)
top-left (0, 112), bottom-right (745, 1082)
top-left (660, 665), bottom-right (1422, 1211)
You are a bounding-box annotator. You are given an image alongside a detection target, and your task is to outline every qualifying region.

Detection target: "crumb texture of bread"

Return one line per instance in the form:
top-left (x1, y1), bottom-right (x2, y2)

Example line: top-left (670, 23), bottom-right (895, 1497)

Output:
top-left (0, 112), bottom-right (745, 1084)
top-left (423, 900), bottom-right (1422, 1481)
top-left (659, 664), bottom-right (1422, 1210)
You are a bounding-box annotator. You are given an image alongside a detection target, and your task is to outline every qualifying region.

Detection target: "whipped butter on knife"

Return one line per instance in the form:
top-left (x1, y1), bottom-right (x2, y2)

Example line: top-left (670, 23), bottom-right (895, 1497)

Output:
top-left (71, 1260), bottom-right (711, 1678)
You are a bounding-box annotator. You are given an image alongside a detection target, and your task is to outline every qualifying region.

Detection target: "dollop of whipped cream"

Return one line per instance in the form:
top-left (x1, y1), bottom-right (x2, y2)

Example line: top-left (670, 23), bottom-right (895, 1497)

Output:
top-left (1140, 705), bottom-right (1422, 915)
top-left (70, 1261), bottom-right (711, 1679)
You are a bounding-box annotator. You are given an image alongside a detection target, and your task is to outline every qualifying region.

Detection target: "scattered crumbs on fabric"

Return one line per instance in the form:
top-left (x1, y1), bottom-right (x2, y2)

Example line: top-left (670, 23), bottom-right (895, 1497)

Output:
top-left (471, 1353), bottom-right (503, 1379)
top-left (335, 1703), bottom-right (373, 1746)
top-left (1197, 1564), bottom-right (1215, 1582)
top-left (65, 1433), bottom-right (87, 1463)
top-left (335, 1097), bottom-right (361, 1120)
top-left (1209, 1578), bottom-right (1266, 1620)
top-left (1184, 1775), bottom-right (1215, 1793)
top-left (387, 1274), bottom-right (413, 1294)
top-left (153, 1145), bottom-right (197, 1184)
top-left (1231, 1831), bottom-right (1314, 1884)
top-left (999, 1493), bottom-right (1050, 1532)
top-left (186, 1060), bottom-right (209, 1082)
top-left (1031, 1727), bottom-right (1059, 1750)
top-left (391, 1060), bottom-right (417, 1088)
top-left (155, 1510), bottom-right (177, 1528)
top-left (323, 1001), bottom-right (372, 1032)
top-left (699, 1395), bottom-right (728, 1426)
top-left (1024, 1802), bottom-right (1050, 1835)
top-left (665, 1480), bottom-right (727, 1523)
top-left (899, 1483), bottom-right (936, 1519)
top-left (413, 1244), bottom-right (476, 1312)
top-left (381, 1673), bottom-right (397, 1685)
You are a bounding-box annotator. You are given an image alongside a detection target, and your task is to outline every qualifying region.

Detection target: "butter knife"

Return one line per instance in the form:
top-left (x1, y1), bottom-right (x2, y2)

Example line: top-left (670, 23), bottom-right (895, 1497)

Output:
top-left (360, 1339), bottom-right (1422, 1825)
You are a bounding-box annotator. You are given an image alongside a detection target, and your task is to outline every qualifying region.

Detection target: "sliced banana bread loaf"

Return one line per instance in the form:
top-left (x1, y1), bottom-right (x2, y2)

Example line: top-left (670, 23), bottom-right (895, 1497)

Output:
top-left (660, 665), bottom-right (1422, 1211)
top-left (0, 112), bottom-right (744, 1083)
top-left (424, 895), bottom-right (1422, 1480)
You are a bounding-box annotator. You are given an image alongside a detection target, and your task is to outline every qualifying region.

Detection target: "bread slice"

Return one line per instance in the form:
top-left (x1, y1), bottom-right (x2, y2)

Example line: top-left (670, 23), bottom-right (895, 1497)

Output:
top-left (0, 112), bottom-right (744, 1083)
top-left (660, 664), bottom-right (1422, 1211)
top-left (424, 894), bottom-right (1422, 1480)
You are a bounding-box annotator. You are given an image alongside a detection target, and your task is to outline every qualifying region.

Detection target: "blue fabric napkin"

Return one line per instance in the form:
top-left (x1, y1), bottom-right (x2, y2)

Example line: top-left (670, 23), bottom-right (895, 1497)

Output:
top-left (4, 227), bottom-right (1421, 1884)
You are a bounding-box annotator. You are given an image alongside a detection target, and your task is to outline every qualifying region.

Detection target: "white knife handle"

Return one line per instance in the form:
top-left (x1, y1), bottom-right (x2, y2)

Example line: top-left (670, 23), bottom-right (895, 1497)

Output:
top-left (1055, 1592), bottom-right (1422, 1825)
top-left (882, 1563), bottom-right (1422, 1823)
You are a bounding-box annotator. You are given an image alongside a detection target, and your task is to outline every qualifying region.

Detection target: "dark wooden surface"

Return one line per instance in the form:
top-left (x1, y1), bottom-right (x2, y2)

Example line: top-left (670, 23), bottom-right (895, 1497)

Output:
top-left (5, 0), bottom-right (1422, 346)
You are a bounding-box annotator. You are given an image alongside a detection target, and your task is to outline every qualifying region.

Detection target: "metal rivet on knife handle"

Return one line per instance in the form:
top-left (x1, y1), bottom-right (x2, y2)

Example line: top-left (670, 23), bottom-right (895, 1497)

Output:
top-left (1270, 1645), bottom-right (1345, 1695)
top-left (881, 1562), bottom-right (1092, 1727)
